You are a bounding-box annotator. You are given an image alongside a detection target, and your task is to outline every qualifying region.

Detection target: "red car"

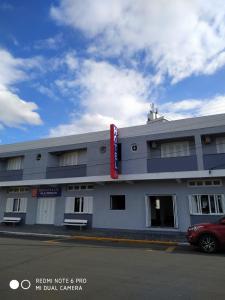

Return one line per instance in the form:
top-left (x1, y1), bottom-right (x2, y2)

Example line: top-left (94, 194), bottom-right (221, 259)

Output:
top-left (187, 216), bottom-right (225, 253)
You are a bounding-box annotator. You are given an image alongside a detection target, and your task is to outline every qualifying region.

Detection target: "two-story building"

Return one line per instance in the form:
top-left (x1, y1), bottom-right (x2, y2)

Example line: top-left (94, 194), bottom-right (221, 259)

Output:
top-left (0, 113), bottom-right (225, 233)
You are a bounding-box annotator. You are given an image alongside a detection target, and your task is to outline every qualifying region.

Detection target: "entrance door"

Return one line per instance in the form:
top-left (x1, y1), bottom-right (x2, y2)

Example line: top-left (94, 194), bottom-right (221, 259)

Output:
top-left (36, 198), bottom-right (55, 224)
top-left (149, 195), bottom-right (177, 228)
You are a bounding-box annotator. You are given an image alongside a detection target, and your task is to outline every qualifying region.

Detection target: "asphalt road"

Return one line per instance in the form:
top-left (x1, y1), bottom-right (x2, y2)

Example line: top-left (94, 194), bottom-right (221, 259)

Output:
top-left (0, 236), bottom-right (224, 300)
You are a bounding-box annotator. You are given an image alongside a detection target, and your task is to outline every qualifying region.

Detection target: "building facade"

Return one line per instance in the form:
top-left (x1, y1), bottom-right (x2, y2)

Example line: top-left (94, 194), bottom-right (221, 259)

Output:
top-left (0, 113), bottom-right (225, 233)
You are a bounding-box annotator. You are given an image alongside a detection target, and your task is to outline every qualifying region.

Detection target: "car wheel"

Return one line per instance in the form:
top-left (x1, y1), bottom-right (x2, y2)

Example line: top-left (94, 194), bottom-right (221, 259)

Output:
top-left (198, 234), bottom-right (218, 253)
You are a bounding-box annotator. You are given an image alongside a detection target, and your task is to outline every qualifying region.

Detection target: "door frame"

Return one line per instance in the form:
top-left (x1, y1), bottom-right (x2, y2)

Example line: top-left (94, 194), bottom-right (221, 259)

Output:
top-left (145, 194), bottom-right (178, 229)
top-left (36, 198), bottom-right (56, 224)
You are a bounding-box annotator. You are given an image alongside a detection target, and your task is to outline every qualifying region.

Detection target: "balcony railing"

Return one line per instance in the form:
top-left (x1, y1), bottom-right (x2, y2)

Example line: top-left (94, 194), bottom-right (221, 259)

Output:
top-left (203, 153), bottom-right (225, 170)
top-left (147, 156), bottom-right (198, 173)
top-left (0, 169), bottom-right (23, 181)
top-left (46, 164), bottom-right (87, 179)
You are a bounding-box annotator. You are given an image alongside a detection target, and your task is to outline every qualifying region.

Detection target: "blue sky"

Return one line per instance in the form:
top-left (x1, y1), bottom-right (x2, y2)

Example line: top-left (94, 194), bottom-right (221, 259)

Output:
top-left (1, 0), bottom-right (225, 144)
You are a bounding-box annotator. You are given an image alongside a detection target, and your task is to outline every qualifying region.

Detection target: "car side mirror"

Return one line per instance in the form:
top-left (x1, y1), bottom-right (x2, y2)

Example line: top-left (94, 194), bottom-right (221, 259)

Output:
top-left (220, 219), bottom-right (225, 225)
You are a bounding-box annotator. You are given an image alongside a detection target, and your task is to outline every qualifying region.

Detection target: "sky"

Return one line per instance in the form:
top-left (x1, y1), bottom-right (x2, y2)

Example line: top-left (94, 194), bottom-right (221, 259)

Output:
top-left (1, 0), bottom-right (225, 144)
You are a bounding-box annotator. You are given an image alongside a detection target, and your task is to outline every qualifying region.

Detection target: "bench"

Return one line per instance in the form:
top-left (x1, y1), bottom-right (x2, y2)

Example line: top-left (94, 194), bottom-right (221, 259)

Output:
top-left (2, 217), bottom-right (22, 224)
top-left (63, 219), bottom-right (88, 230)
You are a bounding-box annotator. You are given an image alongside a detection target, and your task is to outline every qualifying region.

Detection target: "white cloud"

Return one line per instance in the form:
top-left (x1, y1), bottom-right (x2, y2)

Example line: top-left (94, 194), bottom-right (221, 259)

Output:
top-left (34, 33), bottom-right (63, 50)
top-left (0, 87), bottom-right (42, 127)
top-left (160, 96), bottom-right (225, 120)
top-left (0, 48), bottom-right (42, 128)
top-left (51, 0), bottom-right (225, 82)
top-left (49, 59), bottom-right (150, 136)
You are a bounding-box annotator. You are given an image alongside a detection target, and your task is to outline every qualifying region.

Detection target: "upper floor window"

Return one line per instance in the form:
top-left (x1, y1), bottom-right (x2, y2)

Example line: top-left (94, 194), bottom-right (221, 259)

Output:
top-left (216, 137), bottom-right (225, 153)
top-left (7, 156), bottom-right (23, 170)
top-left (161, 141), bottom-right (190, 158)
top-left (59, 151), bottom-right (78, 167)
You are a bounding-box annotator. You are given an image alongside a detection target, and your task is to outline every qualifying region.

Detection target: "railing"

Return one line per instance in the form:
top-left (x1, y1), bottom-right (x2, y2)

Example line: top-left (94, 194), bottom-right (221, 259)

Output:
top-left (0, 169), bottom-right (23, 181)
top-left (147, 156), bottom-right (198, 173)
top-left (46, 164), bottom-right (87, 179)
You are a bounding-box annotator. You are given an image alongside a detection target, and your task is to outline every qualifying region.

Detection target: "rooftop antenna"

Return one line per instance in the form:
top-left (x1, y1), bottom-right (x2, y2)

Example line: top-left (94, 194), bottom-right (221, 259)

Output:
top-left (147, 103), bottom-right (158, 123)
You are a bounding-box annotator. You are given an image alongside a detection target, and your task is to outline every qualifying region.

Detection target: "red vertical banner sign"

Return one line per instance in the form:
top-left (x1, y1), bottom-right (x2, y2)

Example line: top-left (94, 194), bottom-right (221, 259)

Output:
top-left (110, 124), bottom-right (119, 179)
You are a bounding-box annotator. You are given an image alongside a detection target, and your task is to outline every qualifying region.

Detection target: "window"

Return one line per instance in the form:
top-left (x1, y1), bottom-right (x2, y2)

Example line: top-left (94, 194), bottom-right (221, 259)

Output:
top-left (216, 136), bottom-right (225, 153)
top-left (7, 187), bottom-right (29, 193)
top-left (189, 195), bottom-right (225, 215)
top-left (74, 197), bottom-right (84, 213)
top-left (5, 198), bottom-right (27, 213)
top-left (13, 198), bottom-right (20, 212)
top-left (7, 156), bottom-right (23, 170)
top-left (59, 151), bottom-right (78, 166)
top-left (67, 184), bottom-right (94, 191)
top-left (36, 154), bottom-right (42, 161)
top-left (161, 141), bottom-right (190, 158)
top-left (187, 179), bottom-right (222, 187)
top-left (65, 196), bottom-right (93, 213)
top-left (110, 195), bottom-right (125, 210)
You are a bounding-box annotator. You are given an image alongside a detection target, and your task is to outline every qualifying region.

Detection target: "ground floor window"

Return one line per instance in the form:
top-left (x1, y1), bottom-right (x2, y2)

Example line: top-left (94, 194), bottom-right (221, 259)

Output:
top-left (65, 197), bottom-right (93, 213)
top-left (110, 195), bottom-right (125, 210)
top-left (189, 195), bottom-right (225, 215)
top-left (5, 198), bottom-right (27, 213)
top-left (74, 197), bottom-right (84, 213)
top-left (13, 198), bottom-right (20, 212)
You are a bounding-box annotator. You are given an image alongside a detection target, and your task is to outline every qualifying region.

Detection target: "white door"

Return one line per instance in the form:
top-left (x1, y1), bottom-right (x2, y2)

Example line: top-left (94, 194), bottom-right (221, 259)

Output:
top-left (36, 198), bottom-right (55, 224)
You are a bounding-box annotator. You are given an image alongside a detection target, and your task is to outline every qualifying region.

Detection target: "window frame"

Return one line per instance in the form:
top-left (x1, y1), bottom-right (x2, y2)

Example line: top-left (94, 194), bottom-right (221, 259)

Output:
top-left (67, 184), bottom-right (94, 191)
top-left (59, 151), bottom-right (78, 167)
top-left (5, 197), bottom-right (27, 213)
top-left (189, 194), bottom-right (225, 215)
top-left (110, 195), bottom-right (126, 210)
top-left (6, 156), bottom-right (23, 170)
top-left (216, 136), bottom-right (225, 154)
top-left (12, 198), bottom-right (21, 212)
top-left (161, 141), bottom-right (190, 158)
top-left (73, 197), bottom-right (84, 213)
top-left (187, 179), bottom-right (222, 187)
top-left (7, 187), bottom-right (29, 193)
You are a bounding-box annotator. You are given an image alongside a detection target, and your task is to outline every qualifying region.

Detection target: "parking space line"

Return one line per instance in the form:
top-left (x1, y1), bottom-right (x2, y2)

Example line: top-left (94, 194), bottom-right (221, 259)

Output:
top-left (43, 239), bottom-right (63, 244)
top-left (165, 246), bottom-right (176, 253)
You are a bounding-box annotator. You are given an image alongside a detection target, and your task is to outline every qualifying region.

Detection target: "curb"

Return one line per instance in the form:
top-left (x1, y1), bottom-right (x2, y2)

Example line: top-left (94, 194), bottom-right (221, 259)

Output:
top-left (70, 235), bottom-right (179, 246)
top-left (0, 230), bottom-right (70, 239)
top-left (0, 230), bottom-right (189, 246)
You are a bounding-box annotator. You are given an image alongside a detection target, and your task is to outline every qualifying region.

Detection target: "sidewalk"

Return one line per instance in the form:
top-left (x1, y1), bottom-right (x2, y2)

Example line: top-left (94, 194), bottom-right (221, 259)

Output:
top-left (0, 224), bottom-right (188, 246)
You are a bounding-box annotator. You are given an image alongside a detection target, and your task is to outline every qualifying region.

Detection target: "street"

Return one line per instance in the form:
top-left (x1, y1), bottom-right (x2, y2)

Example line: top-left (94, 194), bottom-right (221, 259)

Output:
top-left (0, 236), bottom-right (224, 300)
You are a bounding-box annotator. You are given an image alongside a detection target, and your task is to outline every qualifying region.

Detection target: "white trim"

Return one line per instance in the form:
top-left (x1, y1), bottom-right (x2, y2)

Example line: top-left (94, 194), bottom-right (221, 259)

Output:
top-left (0, 113), bottom-right (225, 153)
top-left (65, 196), bottom-right (93, 214)
top-left (173, 195), bottom-right (178, 228)
top-left (189, 194), bottom-right (225, 215)
top-left (187, 179), bottom-right (222, 187)
top-left (145, 195), bottom-right (150, 227)
top-left (216, 136), bottom-right (225, 153)
top-left (146, 194), bottom-right (177, 229)
top-left (1, 169), bottom-right (225, 187)
top-left (36, 198), bottom-right (55, 224)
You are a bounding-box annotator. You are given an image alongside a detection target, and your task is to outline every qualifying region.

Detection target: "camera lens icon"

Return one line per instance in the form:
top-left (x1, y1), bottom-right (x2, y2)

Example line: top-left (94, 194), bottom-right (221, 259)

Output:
top-left (9, 280), bottom-right (19, 290)
top-left (9, 279), bottom-right (31, 290)
top-left (21, 280), bottom-right (31, 290)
